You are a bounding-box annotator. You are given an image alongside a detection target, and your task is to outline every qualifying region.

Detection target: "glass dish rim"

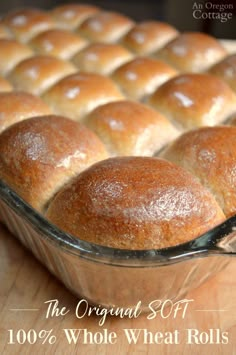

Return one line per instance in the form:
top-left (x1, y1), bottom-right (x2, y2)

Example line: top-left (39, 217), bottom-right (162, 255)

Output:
top-left (0, 179), bottom-right (231, 267)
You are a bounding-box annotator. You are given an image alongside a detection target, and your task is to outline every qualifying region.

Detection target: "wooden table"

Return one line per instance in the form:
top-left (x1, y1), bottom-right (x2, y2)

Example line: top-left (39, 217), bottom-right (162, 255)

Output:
top-left (0, 222), bottom-right (235, 355)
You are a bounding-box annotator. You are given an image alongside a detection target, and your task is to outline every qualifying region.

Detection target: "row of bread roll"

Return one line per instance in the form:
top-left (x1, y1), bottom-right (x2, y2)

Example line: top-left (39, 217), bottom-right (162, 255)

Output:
top-left (0, 113), bottom-right (226, 249)
top-left (0, 90), bottom-right (178, 156)
top-left (0, 5), bottom-right (230, 74)
top-left (0, 91), bottom-right (235, 249)
top-left (2, 48), bottom-right (236, 131)
top-left (0, 7), bottom-right (134, 44)
top-left (40, 72), bottom-right (236, 129)
top-left (0, 38), bottom-right (234, 106)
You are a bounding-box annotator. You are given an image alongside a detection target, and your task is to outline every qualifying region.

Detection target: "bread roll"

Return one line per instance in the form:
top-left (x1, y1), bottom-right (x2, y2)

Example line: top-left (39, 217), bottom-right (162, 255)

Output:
top-left (51, 4), bottom-right (100, 30)
top-left (78, 11), bottom-right (134, 43)
top-left (29, 29), bottom-right (87, 60)
top-left (0, 91), bottom-right (52, 133)
top-left (156, 32), bottom-right (227, 73)
top-left (7, 55), bottom-right (77, 95)
top-left (122, 21), bottom-right (178, 55)
top-left (46, 156), bottom-right (225, 250)
top-left (0, 115), bottom-right (108, 212)
top-left (0, 76), bottom-right (12, 92)
top-left (148, 73), bottom-right (236, 130)
top-left (42, 72), bottom-right (124, 121)
top-left (2, 8), bottom-right (56, 43)
top-left (72, 43), bottom-right (133, 75)
top-left (0, 38), bottom-right (33, 75)
top-left (111, 57), bottom-right (178, 100)
top-left (84, 100), bottom-right (179, 156)
top-left (160, 126), bottom-right (236, 218)
top-left (208, 54), bottom-right (236, 93)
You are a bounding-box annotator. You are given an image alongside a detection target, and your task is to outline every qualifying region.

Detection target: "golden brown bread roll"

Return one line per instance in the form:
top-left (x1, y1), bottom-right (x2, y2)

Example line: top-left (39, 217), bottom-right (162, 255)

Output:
top-left (29, 29), bottom-right (87, 60)
top-left (51, 4), bottom-right (100, 30)
top-left (0, 115), bottom-right (108, 212)
top-left (84, 100), bottom-right (179, 156)
top-left (0, 38), bottom-right (33, 75)
top-left (148, 73), bottom-right (236, 130)
top-left (122, 21), bottom-right (179, 55)
top-left (78, 11), bottom-right (134, 43)
top-left (111, 57), bottom-right (178, 100)
top-left (0, 76), bottom-right (12, 92)
top-left (160, 126), bottom-right (236, 218)
top-left (208, 54), bottom-right (236, 93)
top-left (156, 32), bottom-right (227, 73)
top-left (72, 42), bottom-right (133, 75)
top-left (42, 72), bottom-right (124, 121)
top-left (0, 91), bottom-right (52, 133)
top-left (2, 8), bottom-right (56, 43)
top-left (46, 156), bottom-right (225, 250)
top-left (7, 55), bottom-right (77, 95)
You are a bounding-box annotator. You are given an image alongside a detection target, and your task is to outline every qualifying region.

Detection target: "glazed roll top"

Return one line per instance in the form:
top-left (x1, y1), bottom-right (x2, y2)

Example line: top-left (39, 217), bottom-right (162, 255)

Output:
top-left (0, 115), bottom-right (108, 212)
top-left (0, 39), bottom-right (33, 75)
top-left (0, 92), bottom-right (52, 133)
top-left (42, 72), bottom-right (124, 121)
top-left (7, 55), bottom-right (77, 95)
top-left (160, 126), bottom-right (236, 218)
top-left (148, 73), bottom-right (236, 130)
top-left (51, 4), bottom-right (100, 30)
top-left (2, 8), bottom-right (56, 43)
top-left (77, 11), bottom-right (134, 43)
top-left (122, 21), bottom-right (179, 55)
top-left (111, 57), bottom-right (178, 101)
top-left (0, 76), bottom-right (12, 92)
top-left (46, 156), bottom-right (225, 250)
top-left (156, 32), bottom-right (227, 73)
top-left (84, 100), bottom-right (179, 156)
top-left (208, 54), bottom-right (236, 93)
top-left (72, 43), bottom-right (133, 75)
top-left (29, 29), bottom-right (87, 60)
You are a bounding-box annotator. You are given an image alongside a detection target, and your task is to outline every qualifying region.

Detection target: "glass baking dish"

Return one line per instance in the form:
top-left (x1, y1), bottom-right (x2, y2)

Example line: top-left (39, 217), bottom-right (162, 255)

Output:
top-left (0, 179), bottom-right (235, 310)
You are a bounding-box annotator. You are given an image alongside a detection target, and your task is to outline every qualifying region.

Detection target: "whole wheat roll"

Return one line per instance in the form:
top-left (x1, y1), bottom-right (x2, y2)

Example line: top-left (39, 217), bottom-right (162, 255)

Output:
top-left (122, 21), bottom-right (179, 55)
top-left (72, 42), bottom-right (133, 75)
top-left (42, 72), bottom-right (124, 121)
top-left (51, 4), bottom-right (100, 30)
top-left (156, 32), bottom-right (227, 73)
top-left (84, 100), bottom-right (179, 156)
top-left (0, 76), bottom-right (12, 92)
top-left (0, 91), bottom-right (52, 133)
top-left (29, 29), bottom-right (87, 60)
top-left (111, 57), bottom-right (178, 101)
top-left (147, 73), bottom-right (236, 130)
top-left (0, 38), bottom-right (33, 76)
top-left (0, 115), bottom-right (108, 212)
top-left (46, 156), bottom-right (225, 250)
top-left (160, 126), bottom-right (236, 218)
top-left (2, 8), bottom-right (56, 43)
top-left (7, 55), bottom-right (77, 95)
top-left (208, 54), bottom-right (236, 93)
top-left (77, 11), bottom-right (134, 43)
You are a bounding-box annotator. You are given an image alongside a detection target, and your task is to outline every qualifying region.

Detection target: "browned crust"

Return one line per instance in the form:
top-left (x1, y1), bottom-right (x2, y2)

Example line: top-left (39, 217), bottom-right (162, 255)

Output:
top-left (46, 156), bottom-right (225, 250)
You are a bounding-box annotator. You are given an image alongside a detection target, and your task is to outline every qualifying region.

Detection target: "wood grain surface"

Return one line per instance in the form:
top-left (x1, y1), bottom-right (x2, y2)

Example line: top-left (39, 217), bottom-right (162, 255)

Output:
top-left (0, 223), bottom-right (235, 355)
